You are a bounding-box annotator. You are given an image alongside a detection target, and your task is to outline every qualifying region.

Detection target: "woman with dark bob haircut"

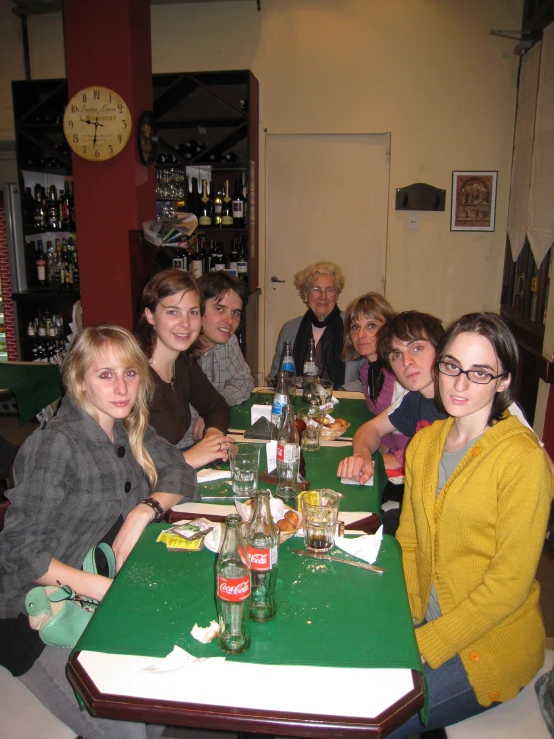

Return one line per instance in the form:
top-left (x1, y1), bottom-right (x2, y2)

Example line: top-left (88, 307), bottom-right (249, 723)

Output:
top-left (389, 313), bottom-right (553, 737)
top-left (136, 269), bottom-right (233, 469)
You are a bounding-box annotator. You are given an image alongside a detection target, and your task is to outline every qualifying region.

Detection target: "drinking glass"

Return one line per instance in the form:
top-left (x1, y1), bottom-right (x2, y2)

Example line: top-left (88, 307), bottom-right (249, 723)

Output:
top-left (297, 406), bottom-right (322, 452)
top-left (228, 443), bottom-right (260, 496)
top-left (302, 490), bottom-right (340, 553)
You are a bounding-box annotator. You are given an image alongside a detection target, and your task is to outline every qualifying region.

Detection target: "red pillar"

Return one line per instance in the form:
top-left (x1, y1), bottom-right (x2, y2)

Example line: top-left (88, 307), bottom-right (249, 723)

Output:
top-left (62, 0), bottom-right (155, 329)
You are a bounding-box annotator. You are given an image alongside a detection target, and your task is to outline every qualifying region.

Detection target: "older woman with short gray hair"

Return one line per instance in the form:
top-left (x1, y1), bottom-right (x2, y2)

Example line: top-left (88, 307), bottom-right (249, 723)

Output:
top-left (269, 261), bottom-right (361, 389)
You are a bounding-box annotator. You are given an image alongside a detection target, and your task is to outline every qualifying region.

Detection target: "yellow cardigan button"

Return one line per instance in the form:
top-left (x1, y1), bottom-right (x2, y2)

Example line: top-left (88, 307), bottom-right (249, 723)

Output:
top-left (488, 690), bottom-right (501, 702)
top-left (469, 650), bottom-right (480, 662)
top-left (472, 446), bottom-right (481, 456)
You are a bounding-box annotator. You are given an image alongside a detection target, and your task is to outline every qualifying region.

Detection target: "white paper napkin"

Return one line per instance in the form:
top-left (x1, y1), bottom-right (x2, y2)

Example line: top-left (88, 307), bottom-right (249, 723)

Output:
top-left (340, 476), bottom-right (374, 486)
top-left (251, 404), bottom-right (272, 424)
top-left (197, 469), bottom-right (232, 483)
top-left (334, 525), bottom-right (383, 564)
top-left (139, 645), bottom-right (225, 674)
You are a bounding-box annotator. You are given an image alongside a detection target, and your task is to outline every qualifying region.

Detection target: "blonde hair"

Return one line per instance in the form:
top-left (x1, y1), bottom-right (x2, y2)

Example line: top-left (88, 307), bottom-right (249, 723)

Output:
top-left (62, 325), bottom-right (158, 488)
top-left (293, 262), bottom-right (345, 302)
top-left (342, 293), bottom-right (396, 361)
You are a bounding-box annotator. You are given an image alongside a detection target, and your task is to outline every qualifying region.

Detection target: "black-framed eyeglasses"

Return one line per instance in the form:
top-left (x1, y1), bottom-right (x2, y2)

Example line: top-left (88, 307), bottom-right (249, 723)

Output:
top-left (437, 361), bottom-right (508, 385)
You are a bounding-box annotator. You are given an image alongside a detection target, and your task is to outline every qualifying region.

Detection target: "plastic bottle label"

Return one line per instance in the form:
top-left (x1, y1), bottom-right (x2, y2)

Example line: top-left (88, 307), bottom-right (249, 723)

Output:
top-left (303, 361), bottom-right (317, 375)
top-left (282, 359), bottom-right (295, 372)
top-left (218, 574), bottom-right (251, 602)
top-left (271, 394), bottom-right (287, 415)
top-left (277, 443), bottom-right (299, 463)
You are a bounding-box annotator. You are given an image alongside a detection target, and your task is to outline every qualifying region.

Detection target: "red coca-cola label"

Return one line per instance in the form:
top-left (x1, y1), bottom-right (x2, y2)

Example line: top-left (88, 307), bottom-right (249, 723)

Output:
top-left (277, 443), bottom-right (285, 462)
top-left (218, 574), bottom-right (251, 602)
top-left (247, 546), bottom-right (271, 572)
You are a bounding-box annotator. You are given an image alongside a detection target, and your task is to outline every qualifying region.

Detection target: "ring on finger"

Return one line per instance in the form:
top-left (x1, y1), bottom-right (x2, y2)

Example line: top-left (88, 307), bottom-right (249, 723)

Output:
top-left (218, 442), bottom-right (222, 451)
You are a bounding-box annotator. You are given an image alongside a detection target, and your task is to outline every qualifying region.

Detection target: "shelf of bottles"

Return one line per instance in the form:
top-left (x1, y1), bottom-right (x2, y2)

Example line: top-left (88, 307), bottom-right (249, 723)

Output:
top-left (156, 154), bottom-right (249, 283)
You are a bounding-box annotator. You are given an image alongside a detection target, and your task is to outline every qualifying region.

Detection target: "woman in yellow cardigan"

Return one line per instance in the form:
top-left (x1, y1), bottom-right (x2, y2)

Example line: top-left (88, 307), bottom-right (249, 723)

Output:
top-left (389, 313), bottom-right (553, 738)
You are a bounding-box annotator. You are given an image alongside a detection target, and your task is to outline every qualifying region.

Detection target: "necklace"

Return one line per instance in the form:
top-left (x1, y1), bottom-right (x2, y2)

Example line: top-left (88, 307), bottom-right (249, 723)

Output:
top-left (367, 360), bottom-right (384, 405)
top-left (150, 358), bottom-right (176, 392)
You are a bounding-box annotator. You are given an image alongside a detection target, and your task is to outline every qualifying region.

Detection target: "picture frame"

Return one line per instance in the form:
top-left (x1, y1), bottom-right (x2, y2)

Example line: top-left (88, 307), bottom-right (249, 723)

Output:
top-left (450, 171), bottom-right (497, 231)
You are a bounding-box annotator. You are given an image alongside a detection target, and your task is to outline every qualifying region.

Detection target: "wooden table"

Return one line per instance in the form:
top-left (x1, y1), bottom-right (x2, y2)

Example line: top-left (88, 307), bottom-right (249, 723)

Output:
top-left (0, 361), bottom-right (63, 425)
top-left (68, 532), bottom-right (424, 737)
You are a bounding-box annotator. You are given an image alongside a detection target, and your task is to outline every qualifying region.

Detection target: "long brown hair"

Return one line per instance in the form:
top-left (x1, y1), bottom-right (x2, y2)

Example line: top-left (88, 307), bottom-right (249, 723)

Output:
top-left (342, 293), bottom-right (396, 361)
top-left (135, 269), bottom-right (205, 361)
top-left (62, 325), bottom-right (158, 488)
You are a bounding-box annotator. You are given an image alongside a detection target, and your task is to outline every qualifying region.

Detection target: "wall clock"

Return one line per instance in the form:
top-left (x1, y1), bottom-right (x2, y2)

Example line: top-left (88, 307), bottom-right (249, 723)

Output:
top-left (63, 86), bottom-right (132, 162)
top-left (137, 110), bottom-right (158, 167)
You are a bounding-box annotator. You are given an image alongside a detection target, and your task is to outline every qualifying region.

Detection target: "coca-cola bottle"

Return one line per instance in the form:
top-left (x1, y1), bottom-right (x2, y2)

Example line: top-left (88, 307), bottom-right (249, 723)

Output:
top-left (276, 403), bottom-right (300, 500)
top-left (271, 370), bottom-right (289, 432)
top-left (215, 514), bottom-right (251, 654)
top-left (246, 490), bottom-right (279, 621)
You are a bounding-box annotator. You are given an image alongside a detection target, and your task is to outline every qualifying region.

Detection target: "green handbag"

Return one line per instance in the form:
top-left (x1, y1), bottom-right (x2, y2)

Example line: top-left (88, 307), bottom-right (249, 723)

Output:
top-left (25, 542), bottom-right (116, 649)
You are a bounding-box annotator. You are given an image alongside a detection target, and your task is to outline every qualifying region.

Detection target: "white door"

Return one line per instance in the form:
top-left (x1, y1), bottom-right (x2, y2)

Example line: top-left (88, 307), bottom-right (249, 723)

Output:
top-left (265, 134), bottom-right (390, 374)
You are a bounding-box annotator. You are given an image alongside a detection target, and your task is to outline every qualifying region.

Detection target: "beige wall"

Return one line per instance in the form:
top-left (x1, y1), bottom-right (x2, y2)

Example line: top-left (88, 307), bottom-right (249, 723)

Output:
top-left (0, 0), bottom-right (524, 372)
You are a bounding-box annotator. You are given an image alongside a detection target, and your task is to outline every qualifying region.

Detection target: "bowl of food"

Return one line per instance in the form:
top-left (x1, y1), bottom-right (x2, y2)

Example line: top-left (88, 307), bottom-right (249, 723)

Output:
top-left (319, 417), bottom-right (350, 441)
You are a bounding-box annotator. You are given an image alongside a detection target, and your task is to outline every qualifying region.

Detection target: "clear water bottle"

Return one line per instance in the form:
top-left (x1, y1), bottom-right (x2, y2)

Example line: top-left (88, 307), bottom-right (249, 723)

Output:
top-left (281, 340), bottom-right (296, 374)
top-left (271, 371), bottom-right (289, 432)
top-left (276, 403), bottom-right (300, 500)
top-left (246, 490), bottom-right (279, 621)
top-left (303, 338), bottom-right (319, 402)
top-left (216, 514), bottom-right (251, 654)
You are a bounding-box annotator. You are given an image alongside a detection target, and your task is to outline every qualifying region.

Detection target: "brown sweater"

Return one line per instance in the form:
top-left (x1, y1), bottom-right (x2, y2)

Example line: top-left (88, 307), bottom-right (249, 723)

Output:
top-left (148, 355), bottom-right (230, 446)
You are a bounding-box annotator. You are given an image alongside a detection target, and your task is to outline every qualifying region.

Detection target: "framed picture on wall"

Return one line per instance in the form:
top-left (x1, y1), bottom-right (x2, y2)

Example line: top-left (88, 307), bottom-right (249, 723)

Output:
top-left (450, 171), bottom-right (497, 231)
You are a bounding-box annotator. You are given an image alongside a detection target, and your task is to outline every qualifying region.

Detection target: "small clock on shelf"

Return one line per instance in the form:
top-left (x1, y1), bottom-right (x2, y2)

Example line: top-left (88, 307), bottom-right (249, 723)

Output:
top-left (137, 110), bottom-right (158, 167)
top-left (63, 86), bottom-right (132, 162)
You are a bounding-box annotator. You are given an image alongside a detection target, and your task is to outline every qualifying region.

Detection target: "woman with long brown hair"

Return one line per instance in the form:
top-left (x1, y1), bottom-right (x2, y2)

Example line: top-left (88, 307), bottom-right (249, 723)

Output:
top-left (136, 269), bottom-right (233, 468)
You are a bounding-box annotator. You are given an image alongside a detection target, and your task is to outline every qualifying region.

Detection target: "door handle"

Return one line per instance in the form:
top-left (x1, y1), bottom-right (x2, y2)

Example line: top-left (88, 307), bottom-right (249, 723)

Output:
top-left (271, 276), bottom-right (285, 283)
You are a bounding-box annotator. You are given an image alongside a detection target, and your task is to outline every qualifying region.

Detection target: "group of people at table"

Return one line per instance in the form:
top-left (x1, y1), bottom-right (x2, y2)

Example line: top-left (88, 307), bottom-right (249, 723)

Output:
top-left (0, 260), bottom-right (552, 739)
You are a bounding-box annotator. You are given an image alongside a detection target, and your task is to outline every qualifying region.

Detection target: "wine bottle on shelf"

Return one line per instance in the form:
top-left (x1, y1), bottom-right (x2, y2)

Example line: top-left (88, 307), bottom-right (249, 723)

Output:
top-left (61, 180), bottom-right (71, 230)
top-left (228, 238), bottom-right (239, 274)
top-left (172, 244), bottom-right (189, 271)
top-left (36, 240), bottom-right (47, 286)
top-left (33, 185), bottom-right (45, 230)
top-left (232, 177), bottom-right (247, 228)
top-left (46, 241), bottom-right (55, 288)
top-left (22, 187), bottom-right (35, 228)
top-left (211, 243), bottom-right (226, 272)
top-left (221, 180), bottom-right (233, 228)
top-left (190, 239), bottom-right (205, 279)
top-left (67, 179), bottom-right (76, 231)
top-left (213, 184), bottom-right (223, 227)
top-left (237, 238), bottom-right (248, 284)
top-left (188, 177), bottom-right (200, 218)
top-left (198, 179), bottom-right (213, 227)
top-left (68, 238), bottom-right (80, 291)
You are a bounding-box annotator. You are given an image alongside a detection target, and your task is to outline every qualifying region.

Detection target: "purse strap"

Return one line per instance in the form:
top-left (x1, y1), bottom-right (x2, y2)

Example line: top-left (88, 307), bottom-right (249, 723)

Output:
top-left (82, 542), bottom-right (116, 579)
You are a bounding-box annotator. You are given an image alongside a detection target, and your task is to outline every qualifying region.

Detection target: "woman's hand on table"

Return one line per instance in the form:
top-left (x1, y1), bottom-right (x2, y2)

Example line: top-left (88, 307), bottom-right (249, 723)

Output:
top-left (183, 428), bottom-right (234, 469)
top-left (337, 452), bottom-right (375, 485)
top-left (112, 505), bottom-right (153, 573)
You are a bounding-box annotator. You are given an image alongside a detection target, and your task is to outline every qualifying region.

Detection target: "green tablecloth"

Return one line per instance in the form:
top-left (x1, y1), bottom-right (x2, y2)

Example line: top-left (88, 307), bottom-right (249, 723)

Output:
top-left (200, 444), bottom-right (386, 514)
top-left (76, 528), bottom-right (421, 676)
top-left (0, 363), bottom-right (63, 425)
top-left (230, 392), bottom-right (371, 437)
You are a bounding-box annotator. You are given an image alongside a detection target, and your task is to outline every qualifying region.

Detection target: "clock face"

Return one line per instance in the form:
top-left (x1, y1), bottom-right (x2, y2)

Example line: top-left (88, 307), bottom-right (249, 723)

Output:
top-left (63, 87), bottom-right (132, 162)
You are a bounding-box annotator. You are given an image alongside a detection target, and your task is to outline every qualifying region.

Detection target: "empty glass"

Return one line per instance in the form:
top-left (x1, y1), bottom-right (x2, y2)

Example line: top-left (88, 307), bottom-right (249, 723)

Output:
top-left (228, 443), bottom-right (260, 497)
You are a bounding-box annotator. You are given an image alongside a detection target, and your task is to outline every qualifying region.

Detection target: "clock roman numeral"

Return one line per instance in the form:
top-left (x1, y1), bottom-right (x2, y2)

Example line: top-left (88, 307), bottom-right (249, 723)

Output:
top-left (93, 90), bottom-right (100, 99)
top-left (82, 93), bottom-right (87, 102)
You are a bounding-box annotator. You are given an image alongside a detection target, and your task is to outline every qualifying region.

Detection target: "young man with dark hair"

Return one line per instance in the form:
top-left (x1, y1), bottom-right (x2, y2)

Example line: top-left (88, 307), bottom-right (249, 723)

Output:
top-left (183, 272), bottom-right (254, 445)
top-left (338, 311), bottom-right (445, 484)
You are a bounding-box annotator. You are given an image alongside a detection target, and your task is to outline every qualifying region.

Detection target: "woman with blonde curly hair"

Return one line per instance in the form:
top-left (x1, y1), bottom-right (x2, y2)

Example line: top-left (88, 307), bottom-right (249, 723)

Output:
top-left (0, 324), bottom-right (196, 739)
top-left (269, 261), bottom-right (361, 388)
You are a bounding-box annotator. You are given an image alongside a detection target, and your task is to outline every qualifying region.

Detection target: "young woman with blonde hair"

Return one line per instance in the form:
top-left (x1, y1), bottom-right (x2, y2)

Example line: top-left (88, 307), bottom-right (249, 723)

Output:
top-left (0, 324), bottom-right (196, 739)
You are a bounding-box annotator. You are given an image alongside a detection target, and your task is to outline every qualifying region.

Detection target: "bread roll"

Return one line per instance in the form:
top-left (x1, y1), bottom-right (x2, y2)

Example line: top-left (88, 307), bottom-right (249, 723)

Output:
top-left (277, 519), bottom-right (295, 532)
top-left (284, 510), bottom-right (299, 527)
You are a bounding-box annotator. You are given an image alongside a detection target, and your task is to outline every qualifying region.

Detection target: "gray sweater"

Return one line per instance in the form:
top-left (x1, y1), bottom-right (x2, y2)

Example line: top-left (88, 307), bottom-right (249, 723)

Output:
top-left (0, 395), bottom-right (197, 617)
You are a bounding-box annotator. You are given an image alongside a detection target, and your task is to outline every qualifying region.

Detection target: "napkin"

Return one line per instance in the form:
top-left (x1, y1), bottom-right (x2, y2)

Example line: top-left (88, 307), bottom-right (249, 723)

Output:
top-left (139, 645), bottom-right (225, 674)
top-left (340, 476), bottom-right (374, 486)
top-left (251, 404), bottom-right (272, 424)
top-left (197, 469), bottom-right (232, 483)
top-left (334, 525), bottom-right (383, 564)
top-left (204, 523), bottom-right (224, 553)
